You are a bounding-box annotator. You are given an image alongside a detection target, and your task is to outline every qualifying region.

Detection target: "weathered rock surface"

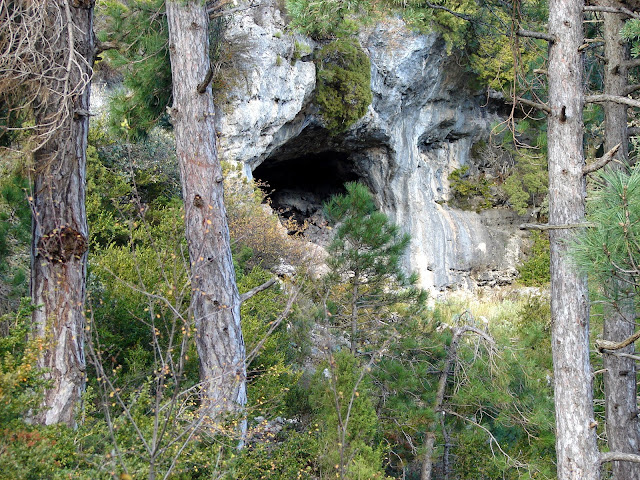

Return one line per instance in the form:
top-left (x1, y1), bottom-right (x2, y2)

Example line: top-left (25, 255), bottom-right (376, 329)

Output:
top-left (217, 1), bottom-right (527, 290)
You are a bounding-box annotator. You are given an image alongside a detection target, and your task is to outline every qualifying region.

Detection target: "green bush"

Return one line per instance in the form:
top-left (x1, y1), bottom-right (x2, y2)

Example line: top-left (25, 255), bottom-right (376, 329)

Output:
top-left (448, 165), bottom-right (492, 210)
top-left (315, 39), bottom-right (372, 135)
top-left (518, 232), bottom-right (550, 286)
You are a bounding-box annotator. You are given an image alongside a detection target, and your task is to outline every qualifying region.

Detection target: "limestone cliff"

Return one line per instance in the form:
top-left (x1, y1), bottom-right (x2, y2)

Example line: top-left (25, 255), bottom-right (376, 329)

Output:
top-left (216, 1), bottom-right (526, 290)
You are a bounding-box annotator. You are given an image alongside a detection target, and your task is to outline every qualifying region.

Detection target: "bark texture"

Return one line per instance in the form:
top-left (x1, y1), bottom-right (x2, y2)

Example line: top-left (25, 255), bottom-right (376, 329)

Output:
top-left (31, 0), bottom-right (94, 426)
top-left (165, 1), bottom-right (247, 420)
top-left (601, 7), bottom-right (640, 478)
top-left (548, 0), bottom-right (600, 477)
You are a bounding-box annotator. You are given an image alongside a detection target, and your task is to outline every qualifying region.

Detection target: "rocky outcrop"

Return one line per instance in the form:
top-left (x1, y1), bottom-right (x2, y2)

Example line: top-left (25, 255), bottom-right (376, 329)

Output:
top-left (216, 1), bottom-right (527, 290)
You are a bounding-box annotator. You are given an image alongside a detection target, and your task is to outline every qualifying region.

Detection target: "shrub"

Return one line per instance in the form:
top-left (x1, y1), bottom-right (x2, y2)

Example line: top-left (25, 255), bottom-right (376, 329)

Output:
top-left (315, 39), bottom-right (372, 135)
top-left (518, 231), bottom-right (550, 286)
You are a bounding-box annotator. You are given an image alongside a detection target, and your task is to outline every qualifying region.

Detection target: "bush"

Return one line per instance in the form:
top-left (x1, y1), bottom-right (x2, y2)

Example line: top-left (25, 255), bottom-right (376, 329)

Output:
top-left (518, 232), bottom-right (550, 286)
top-left (315, 39), bottom-right (372, 135)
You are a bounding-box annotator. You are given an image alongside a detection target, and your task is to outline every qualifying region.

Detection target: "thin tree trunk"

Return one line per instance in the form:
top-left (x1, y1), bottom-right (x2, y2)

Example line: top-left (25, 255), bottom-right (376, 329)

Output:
top-left (547, 0), bottom-right (600, 477)
top-left (601, 7), bottom-right (640, 478)
top-left (31, 0), bottom-right (94, 426)
top-left (165, 1), bottom-right (246, 421)
top-left (421, 325), bottom-right (492, 480)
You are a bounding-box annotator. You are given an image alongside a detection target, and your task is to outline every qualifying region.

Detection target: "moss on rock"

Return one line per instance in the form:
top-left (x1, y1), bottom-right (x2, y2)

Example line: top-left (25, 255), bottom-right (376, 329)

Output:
top-left (314, 39), bottom-right (372, 135)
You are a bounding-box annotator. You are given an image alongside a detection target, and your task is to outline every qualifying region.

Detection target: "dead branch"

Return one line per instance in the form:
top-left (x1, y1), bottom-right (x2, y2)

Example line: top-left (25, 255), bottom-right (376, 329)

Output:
top-left (596, 330), bottom-right (640, 352)
top-left (0, 0), bottom-right (93, 152)
top-left (601, 452), bottom-right (640, 464)
top-left (584, 5), bottom-right (640, 19)
top-left (517, 29), bottom-right (555, 42)
top-left (583, 143), bottom-right (621, 175)
top-left (514, 96), bottom-right (552, 114)
top-left (519, 222), bottom-right (594, 230)
top-left (586, 94), bottom-right (640, 109)
top-left (625, 84), bottom-right (640, 95)
top-left (239, 278), bottom-right (277, 304)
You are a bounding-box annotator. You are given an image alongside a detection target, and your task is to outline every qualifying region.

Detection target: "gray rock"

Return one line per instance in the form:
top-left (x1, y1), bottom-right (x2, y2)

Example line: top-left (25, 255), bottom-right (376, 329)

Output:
top-left (217, 6), bottom-right (526, 291)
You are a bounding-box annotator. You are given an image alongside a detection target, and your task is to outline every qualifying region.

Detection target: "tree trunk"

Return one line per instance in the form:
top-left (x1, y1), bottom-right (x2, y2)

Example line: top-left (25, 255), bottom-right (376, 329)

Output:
top-left (547, 0), bottom-right (600, 477)
top-left (420, 328), bottom-right (461, 480)
top-left (165, 1), bottom-right (247, 420)
top-left (31, 0), bottom-right (94, 426)
top-left (601, 7), bottom-right (640, 478)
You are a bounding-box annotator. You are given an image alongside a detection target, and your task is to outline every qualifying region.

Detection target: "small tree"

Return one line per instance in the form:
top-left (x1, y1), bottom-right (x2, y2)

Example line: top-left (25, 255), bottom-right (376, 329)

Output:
top-left (323, 182), bottom-right (425, 353)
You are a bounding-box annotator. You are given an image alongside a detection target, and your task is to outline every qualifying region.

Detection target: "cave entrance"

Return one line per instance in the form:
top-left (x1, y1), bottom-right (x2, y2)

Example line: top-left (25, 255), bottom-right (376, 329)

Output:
top-left (252, 150), bottom-right (361, 240)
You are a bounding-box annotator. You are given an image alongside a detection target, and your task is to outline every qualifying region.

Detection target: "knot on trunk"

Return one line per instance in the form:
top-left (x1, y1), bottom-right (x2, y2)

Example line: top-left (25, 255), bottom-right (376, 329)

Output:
top-left (38, 226), bottom-right (88, 263)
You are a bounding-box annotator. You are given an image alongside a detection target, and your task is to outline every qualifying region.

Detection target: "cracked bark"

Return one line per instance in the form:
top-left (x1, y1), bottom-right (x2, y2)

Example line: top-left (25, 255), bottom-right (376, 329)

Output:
top-left (600, 6), bottom-right (640, 478)
top-left (31, 0), bottom-right (94, 427)
top-left (165, 1), bottom-right (246, 423)
top-left (547, 0), bottom-right (600, 477)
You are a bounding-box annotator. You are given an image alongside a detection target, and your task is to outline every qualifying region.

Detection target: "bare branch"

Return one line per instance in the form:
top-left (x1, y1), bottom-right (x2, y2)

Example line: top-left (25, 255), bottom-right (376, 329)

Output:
top-left (519, 222), bottom-right (594, 231)
top-left (583, 143), bottom-right (620, 175)
top-left (625, 83), bottom-right (640, 95)
top-left (623, 58), bottom-right (640, 69)
top-left (239, 278), bottom-right (277, 304)
top-left (196, 65), bottom-right (214, 94)
top-left (514, 96), bottom-right (552, 114)
top-left (95, 39), bottom-right (119, 56)
top-left (422, 2), bottom-right (473, 20)
top-left (517, 29), bottom-right (555, 42)
top-left (596, 330), bottom-right (640, 352)
top-left (584, 5), bottom-right (640, 19)
top-left (586, 94), bottom-right (640, 109)
top-left (601, 452), bottom-right (640, 464)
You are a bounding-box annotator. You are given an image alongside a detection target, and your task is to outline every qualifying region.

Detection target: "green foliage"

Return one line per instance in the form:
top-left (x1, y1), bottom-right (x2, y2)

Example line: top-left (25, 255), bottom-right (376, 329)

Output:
top-left (0, 168), bottom-right (30, 308)
top-left (324, 182), bottom-right (426, 349)
top-left (449, 303), bottom-right (556, 480)
top-left (502, 152), bottom-right (548, 216)
top-left (447, 165), bottom-right (492, 210)
top-left (239, 267), bottom-right (304, 418)
top-left (518, 232), bottom-right (550, 286)
top-left (572, 165), bottom-right (640, 295)
top-left (0, 300), bottom-right (44, 424)
top-left (315, 39), bottom-right (372, 135)
top-left (97, 0), bottom-right (172, 138)
top-left (226, 429), bottom-right (318, 479)
top-left (285, 0), bottom-right (371, 39)
top-left (310, 350), bottom-right (387, 479)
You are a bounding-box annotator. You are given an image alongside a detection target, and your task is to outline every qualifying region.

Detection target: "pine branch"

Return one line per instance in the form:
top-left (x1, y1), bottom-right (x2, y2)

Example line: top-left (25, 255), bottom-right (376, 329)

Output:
top-left (601, 452), bottom-right (640, 464)
top-left (623, 58), bottom-right (640, 69)
top-left (196, 66), bottom-right (214, 94)
top-left (584, 5), bottom-right (640, 19)
top-left (586, 94), bottom-right (640, 109)
top-left (583, 143), bottom-right (621, 175)
top-left (514, 96), bottom-right (551, 114)
top-left (519, 223), bottom-right (594, 231)
top-left (595, 330), bottom-right (640, 352)
top-left (517, 29), bottom-right (555, 42)
top-left (239, 278), bottom-right (277, 304)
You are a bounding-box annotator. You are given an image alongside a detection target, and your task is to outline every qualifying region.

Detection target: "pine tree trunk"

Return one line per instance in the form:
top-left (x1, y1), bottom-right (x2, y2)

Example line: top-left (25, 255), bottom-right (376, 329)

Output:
top-left (31, 0), bottom-right (94, 426)
top-left (547, 0), bottom-right (600, 477)
top-left (165, 1), bottom-right (247, 420)
top-left (601, 8), bottom-right (640, 478)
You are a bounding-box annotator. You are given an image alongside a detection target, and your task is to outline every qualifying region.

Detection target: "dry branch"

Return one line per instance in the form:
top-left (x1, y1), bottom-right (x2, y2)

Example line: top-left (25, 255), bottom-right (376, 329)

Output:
top-left (517, 29), bottom-right (555, 42)
top-left (601, 452), bottom-right (640, 464)
top-left (596, 330), bottom-right (640, 352)
top-left (0, 0), bottom-right (93, 152)
top-left (586, 94), bottom-right (640, 109)
top-left (583, 143), bottom-right (621, 175)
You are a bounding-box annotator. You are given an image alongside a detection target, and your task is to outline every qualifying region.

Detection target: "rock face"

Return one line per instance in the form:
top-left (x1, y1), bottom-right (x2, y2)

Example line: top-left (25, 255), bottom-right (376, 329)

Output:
top-left (217, 1), bottom-right (526, 290)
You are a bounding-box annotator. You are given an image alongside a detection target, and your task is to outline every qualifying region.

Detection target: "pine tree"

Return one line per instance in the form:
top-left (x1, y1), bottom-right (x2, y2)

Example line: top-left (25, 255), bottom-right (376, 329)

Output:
top-left (323, 182), bottom-right (425, 353)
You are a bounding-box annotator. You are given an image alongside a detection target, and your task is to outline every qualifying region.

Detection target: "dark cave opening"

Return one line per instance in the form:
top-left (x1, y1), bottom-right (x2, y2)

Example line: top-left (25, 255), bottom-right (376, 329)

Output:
top-left (253, 150), bottom-right (362, 235)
